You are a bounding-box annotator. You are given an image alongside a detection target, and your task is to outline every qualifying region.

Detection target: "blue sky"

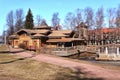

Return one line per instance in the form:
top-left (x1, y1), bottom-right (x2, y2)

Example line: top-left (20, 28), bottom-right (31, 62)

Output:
top-left (0, 0), bottom-right (120, 35)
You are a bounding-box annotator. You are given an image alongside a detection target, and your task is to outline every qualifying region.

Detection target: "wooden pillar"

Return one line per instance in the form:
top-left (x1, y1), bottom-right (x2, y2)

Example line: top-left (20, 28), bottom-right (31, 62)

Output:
top-left (13, 39), bottom-right (14, 48)
top-left (62, 43), bottom-right (64, 48)
top-left (56, 42), bottom-right (58, 47)
top-left (72, 42), bottom-right (73, 46)
top-left (105, 47), bottom-right (108, 55)
top-left (102, 40), bottom-right (103, 45)
top-left (39, 39), bottom-right (41, 53)
top-left (117, 47), bottom-right (119, 55)
top-left (72, 42), bottom-right (73, 47)
top-left (98, 48), bottom-right (100, 55)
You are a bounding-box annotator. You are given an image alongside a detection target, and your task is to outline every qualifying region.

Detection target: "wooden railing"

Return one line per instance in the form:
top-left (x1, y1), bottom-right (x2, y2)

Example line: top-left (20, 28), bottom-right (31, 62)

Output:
top-left (40, 45), bottom-right (98, 56)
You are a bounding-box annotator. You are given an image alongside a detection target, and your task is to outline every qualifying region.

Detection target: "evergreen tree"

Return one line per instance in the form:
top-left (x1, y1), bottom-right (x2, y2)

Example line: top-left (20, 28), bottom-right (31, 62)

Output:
top-left (24, 8), bottom-right (34, 29)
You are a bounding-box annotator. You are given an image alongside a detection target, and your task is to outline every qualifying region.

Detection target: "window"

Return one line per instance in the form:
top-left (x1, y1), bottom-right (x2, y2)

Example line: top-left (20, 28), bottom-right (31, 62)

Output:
top-left (15, 41), bottom-right (18, 45)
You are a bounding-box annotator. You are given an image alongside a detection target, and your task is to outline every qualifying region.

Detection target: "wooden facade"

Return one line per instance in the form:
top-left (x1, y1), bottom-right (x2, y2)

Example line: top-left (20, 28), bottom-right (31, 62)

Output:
top-left (9, 23), bottom-right (50, 50)
top-left (9, 22), bottom-right (88, 50)
top-left (9, 31), bottom-right (44, 50)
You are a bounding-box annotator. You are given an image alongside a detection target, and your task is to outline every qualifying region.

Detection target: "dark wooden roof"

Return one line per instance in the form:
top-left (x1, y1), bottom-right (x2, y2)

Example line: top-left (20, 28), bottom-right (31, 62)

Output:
top-left (9, 34), bottom-right (18, 39)
top-left (47, 38), bottom-right (84, 43)
top-left (32, 33), bottom-right (45, 39)
top-left (16, 29), bottom-right (50, 35)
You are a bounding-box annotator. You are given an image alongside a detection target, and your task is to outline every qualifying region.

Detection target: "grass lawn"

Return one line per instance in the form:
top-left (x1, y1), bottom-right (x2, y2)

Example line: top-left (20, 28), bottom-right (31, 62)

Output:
top-left (0, 45), bottom-right (9, 52)
top-left (0, 53), bottom-right (103, 80)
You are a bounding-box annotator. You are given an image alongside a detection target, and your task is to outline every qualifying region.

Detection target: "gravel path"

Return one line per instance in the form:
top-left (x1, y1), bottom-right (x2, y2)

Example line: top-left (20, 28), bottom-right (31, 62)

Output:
top-left (10, 48), bottom-right (120, 80)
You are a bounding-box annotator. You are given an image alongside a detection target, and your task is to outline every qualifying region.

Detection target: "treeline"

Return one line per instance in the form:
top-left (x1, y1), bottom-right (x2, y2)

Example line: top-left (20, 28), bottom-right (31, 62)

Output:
top-left (3, 4), bottom-right (120, 36)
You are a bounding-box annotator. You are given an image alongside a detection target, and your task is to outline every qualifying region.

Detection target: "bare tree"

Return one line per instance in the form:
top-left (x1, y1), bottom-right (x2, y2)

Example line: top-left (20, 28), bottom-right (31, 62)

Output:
top-left (95, 7), bottom-right (104, 29)
top-left (41, 19), bottom-right (48, 26)
top-left (15, 9), bottom-right (24, 31)
top-left (64, 12), bottom-right (76, 30)
top-left (6, 10), bottom-right (14, 35)
top-left (115, 4), bottom-right (120, 27)
top-left (75, 8), bottom-right (83, 26)
top-left (52, 12), bottom-right (60, 30)
top-left (107, 8), bottom-right (116, 28)
top-left (94, 7), bottom-right (104, 45)
top-left (84, 7), bottom-right (94, 29)
top-left (36, 15), bottom-right (42, 26)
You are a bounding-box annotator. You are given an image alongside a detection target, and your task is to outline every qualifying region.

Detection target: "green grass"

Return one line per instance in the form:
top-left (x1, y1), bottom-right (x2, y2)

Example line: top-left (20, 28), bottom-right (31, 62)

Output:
top-left (0, 53), bottom-right (103, 80)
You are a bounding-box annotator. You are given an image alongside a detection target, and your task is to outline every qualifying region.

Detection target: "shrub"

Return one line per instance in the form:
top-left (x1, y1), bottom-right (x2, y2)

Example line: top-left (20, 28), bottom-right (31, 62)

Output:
top-left (19, 43), bottom-right (27, 49)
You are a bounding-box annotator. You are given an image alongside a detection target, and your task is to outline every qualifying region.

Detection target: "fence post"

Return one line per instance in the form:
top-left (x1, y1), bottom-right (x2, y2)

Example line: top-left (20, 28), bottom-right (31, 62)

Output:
top-left (117, 47), bottom-right (119, 55)
top-left (105, 47), bottom-right (108, 55)
top-left (98, 48), bottom-right (100, 55)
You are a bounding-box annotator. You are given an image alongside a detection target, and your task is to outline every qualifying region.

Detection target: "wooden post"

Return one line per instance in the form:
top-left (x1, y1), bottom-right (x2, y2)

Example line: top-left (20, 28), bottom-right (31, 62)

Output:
top-left (98, 48), bottom-right (100, 55)
top-left (117, 47), bottom-right (119, 55)
top-left (72, 42), bottom-right (73, 47)
top-left (105, 47), bottom-right (108, 55)
top-left (13, 39), bottom-right (14, 48)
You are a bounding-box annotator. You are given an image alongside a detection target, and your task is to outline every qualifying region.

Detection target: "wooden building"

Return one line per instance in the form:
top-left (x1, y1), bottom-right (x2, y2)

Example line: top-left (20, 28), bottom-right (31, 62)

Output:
top-left (9, 22), bottom-right (87, 50)
top-left (9, 23), bottom-right (50, 49)
top-left (46, 30), bottom-right (85, 48)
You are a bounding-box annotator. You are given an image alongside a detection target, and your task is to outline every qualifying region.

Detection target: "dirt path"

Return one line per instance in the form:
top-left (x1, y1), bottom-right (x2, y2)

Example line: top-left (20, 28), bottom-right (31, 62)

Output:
top-left (10, 48), bottom-right (120, 80)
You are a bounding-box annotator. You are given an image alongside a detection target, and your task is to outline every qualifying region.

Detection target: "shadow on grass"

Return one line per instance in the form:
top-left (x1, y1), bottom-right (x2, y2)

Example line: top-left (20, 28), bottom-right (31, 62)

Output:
top-left (10, 49), bottom-right (26, 54)
top-left (0, 55), bottom-right (35, 64)
top-left (55, 67), bottom-right (104, 80)
top-left (0, 49), bottom-right (26, 54)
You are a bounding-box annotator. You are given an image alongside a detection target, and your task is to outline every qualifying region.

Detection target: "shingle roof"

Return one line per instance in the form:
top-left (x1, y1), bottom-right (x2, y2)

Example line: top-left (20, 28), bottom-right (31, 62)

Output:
top-left (33, 33), bottom-right (45, 37)
top-left (48, 30), bottom-right (73, 37)
top-left (34, 26), bottom-right (51, 29)
top-left (16, 29), bottom-right (50, 34)
top-left (32, 33), bottom-right (45, 38)
top-left (52, 30), bottom-right (73, 34)
top-left (9, 34), bottom-right (18, 39)
top-left (32, 30), bottom-right (50, 34)
top-left (48, 32), bottom-right (67, 37)
top-left (46, 39), bottom-right (60, 42)
top-left (46, 38), bottom-right (72, 43)
top-left (34, 22), bottom-right (51, 29)
top-left (47, 38), bottom-right (84, 43)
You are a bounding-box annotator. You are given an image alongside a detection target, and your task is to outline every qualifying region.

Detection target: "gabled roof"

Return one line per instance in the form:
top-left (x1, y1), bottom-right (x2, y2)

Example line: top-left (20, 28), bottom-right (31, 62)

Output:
top-left (48, 30), bottom-right (73, 38)
top-left (52, 30), bottom-right (73, 34)
top-left (48, 32), bottom-right (67, 37)
top-left (33, 30), bottom-right (50, 34)
top-left (76, 22), bottom-right (88, 29)
top-left (16, 29), bottom-right (50, 35)
top-left (34, 21), bottom-right (51, 29)
top-left (15, 29), bottom-right (33, 34)
top-left (32, 33), bottom-right (45, 38)
top-left (41, 21), bottom-right (48, 26)
top-left (34, 26), bottom-right (51, 29)
top-left (9, 34), bottom-right (18, 39)
top-left (33, 33), bottom-right (45, 37)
